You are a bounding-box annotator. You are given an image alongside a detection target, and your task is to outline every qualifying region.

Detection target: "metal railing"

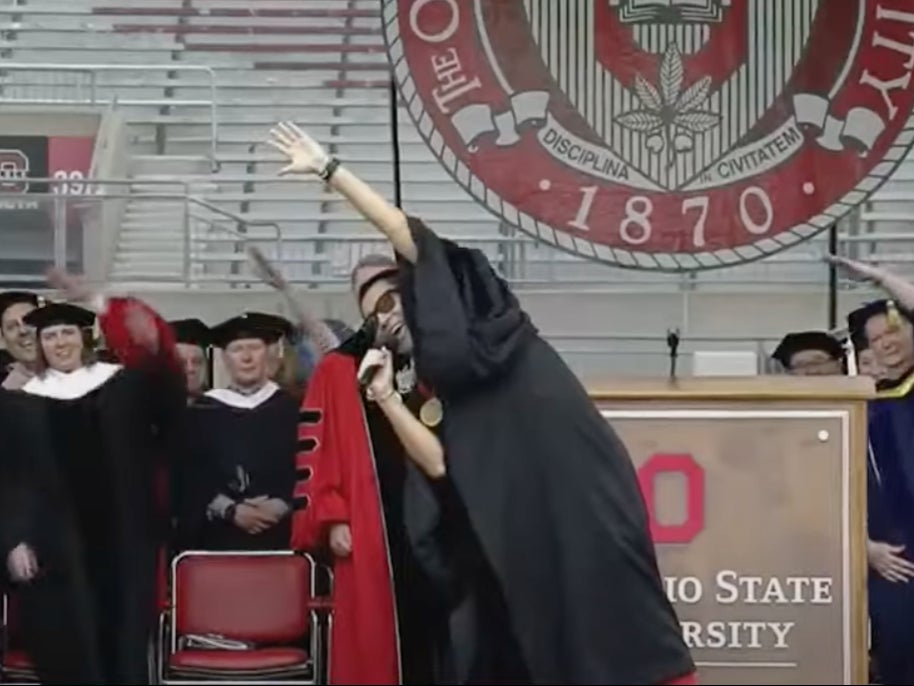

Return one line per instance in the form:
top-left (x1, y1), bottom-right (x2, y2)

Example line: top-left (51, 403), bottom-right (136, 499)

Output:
top-left (0, 178), bottom-right (282, 287)
top-left (4, 175), bottom-right (913, 291)
top-left (2, 30), bottom-right (914, 290)
top-left (0, 63), bottom-right (219, 164)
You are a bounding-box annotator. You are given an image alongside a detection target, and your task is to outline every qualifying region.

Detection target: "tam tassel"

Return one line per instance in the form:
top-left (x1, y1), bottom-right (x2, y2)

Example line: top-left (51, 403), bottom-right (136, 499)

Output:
top-left (887, 300), bottom-right (902, 330)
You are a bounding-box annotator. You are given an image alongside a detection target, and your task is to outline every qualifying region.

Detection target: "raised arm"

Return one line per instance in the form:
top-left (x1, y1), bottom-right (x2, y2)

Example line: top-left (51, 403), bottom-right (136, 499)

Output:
top-left (247, 246), bottom-right (341, 357)
top-left (45, 268), bottom-right (179, 373)
top-left (827, 255), bottom-right (914, 312)
top-left (266, 122), bottom-right (418, 262)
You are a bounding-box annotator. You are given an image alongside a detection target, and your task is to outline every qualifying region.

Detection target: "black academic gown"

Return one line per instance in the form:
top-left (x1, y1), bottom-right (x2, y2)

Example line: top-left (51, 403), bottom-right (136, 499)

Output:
top-left (180, 384), bottom-right (297, 551)
top-left (1, 362), bottom-right (182, 685)
top-left (0, 389), bottom-right (40, 589)
top-left (867, 371), bottom-right (914, 685)
top-left (395, 217), bottom-right (695, 685)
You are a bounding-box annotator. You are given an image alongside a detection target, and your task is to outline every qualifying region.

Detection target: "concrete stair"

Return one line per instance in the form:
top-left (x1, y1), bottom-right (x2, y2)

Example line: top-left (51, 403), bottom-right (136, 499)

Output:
top-left (110, 155), bottom-right (214, 282)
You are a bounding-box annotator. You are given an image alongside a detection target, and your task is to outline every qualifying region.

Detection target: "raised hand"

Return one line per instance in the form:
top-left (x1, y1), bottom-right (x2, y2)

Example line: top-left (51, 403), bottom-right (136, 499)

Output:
top-left (824, 254), bottom-right (884, 283)
top-left (46, 267), bottom-right (94, 303)
top-left (124, 302), bottom-right (159, 352)
top-left (266, 122), bottom-right (329, 176)
top-left (248, 246), bottom-right (288, 291)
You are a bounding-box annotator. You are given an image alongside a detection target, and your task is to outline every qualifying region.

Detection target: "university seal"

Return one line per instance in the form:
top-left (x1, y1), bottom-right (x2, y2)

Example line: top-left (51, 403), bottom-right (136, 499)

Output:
top-left (384, 0), bottom-right (914, 270)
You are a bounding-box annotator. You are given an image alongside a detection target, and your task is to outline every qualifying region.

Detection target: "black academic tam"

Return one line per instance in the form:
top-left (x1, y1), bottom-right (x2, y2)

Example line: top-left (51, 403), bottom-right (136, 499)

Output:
top-left (170, 318), bottom-right (212, 348)
top-left (210, 314), bottom-right (283, 349)
top-left (772, 330), bottom-right (843, 367)
top-left (23, 302), bottom-right (95, 332)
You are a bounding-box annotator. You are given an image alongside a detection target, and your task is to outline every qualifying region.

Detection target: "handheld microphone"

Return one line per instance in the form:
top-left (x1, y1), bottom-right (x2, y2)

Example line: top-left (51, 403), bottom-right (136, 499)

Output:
top-left (357, 319), bottom-right (388, 387)
top-left (358, 354), bottom-right (384, 387)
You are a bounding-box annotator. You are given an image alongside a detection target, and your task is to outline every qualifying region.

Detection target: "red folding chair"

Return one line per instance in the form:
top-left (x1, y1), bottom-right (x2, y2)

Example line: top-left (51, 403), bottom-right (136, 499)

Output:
top-left (0, 593), bottom-right (38, 683)
top-left (160, 550), bottom-right (327, 685)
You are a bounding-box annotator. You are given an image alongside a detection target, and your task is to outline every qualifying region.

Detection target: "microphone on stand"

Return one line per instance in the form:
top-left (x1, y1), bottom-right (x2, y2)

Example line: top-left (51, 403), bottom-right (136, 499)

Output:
top-left (666, 328), bottom-right (681, 380)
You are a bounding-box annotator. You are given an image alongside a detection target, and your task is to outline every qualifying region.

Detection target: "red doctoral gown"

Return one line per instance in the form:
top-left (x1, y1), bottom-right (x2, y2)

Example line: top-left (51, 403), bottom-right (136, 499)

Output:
top-left (292, 352), bottom-right (399, 685)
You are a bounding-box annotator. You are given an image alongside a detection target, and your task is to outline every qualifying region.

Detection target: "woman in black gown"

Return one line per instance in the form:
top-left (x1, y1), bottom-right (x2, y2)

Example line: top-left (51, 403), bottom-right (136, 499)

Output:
top-left (267, 123), bottom-right (696, 686)
top-left (2, 291), bottom-right (183, 685)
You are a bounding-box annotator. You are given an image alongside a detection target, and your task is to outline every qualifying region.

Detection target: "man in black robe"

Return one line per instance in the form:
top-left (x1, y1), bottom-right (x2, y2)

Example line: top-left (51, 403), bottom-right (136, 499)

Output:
top-left (170, 318), bottom-right (212, 402)
top-left (178, 314), bottom-right (297, 551)
top-left (269, 122), bottom-right (695, 685)
top-left (2, 292), bottom-right (183, 685)
top-left (0, 290), bottom-right (40, 390)
top-left (846, 299), bottom-right (914, 685)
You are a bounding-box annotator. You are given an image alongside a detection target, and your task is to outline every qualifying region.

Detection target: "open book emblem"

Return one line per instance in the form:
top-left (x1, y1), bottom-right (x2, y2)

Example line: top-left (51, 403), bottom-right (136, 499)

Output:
top-left (612, 0), bottom-right (729, 24)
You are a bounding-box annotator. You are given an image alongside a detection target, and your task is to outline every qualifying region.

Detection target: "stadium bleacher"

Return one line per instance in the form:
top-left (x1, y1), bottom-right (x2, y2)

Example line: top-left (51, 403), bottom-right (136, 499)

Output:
top-left (2, 0), bottom-right (914, 374)
top-left (1, 0), bottom-right (510, 286)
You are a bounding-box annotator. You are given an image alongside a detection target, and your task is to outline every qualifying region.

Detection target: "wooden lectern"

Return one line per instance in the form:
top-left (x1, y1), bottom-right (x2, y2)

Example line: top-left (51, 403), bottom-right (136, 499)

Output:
top-left (588, 376), bottom-right (872, 686)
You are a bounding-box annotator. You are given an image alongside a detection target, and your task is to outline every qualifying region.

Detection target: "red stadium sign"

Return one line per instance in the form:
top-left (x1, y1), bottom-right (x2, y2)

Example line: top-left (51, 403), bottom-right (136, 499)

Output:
top-left (385, 0), bottom-right (914, 270)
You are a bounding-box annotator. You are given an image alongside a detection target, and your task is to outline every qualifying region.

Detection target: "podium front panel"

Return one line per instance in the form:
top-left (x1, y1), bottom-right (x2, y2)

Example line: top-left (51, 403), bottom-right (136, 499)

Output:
top-left (601, 408), bottom-right (855, 685)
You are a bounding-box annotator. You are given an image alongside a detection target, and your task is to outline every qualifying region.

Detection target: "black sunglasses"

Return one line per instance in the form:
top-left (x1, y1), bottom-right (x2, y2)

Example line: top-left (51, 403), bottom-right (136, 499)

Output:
top-left (369, 289), bottom-right (398, 319)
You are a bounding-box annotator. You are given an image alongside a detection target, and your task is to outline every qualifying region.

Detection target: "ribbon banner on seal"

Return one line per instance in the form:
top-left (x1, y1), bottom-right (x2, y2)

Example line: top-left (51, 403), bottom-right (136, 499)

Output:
top-left (792, 93), bottom-right (885, 155)
top-left (450, 90), bottom-right (550, 150)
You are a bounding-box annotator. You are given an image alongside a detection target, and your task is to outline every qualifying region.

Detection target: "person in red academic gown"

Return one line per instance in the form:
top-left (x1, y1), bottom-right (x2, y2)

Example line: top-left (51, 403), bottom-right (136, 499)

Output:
top-left (0, 270), bottom-right (183, 685)
top-left (290, 260), bottom-right (444, 685)
top-left (272, 123), bottom-right (696, 686)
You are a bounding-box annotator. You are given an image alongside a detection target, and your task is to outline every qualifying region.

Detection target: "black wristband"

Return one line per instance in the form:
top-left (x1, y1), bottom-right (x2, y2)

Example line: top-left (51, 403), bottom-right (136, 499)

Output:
top-left (318, 157), bottom-right (341, 182)
top-left (223, 503), bottom-right (237, 522)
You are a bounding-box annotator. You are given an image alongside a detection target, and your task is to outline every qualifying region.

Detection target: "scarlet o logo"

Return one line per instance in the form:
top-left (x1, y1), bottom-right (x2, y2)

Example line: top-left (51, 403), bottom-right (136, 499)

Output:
top-left (637, 453), bottom-right (705, 545)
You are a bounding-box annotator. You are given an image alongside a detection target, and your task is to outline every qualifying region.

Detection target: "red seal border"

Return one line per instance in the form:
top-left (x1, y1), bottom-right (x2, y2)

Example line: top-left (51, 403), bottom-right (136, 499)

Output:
top-left (383, 0), bottom-right (914, 271)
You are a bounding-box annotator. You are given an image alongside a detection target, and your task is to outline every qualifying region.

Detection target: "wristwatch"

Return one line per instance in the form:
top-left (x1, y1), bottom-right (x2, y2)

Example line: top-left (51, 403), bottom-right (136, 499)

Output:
top-left (223, 503), bottom-right (237, 523)
top-left (318, 157), bottom-right (341, 182)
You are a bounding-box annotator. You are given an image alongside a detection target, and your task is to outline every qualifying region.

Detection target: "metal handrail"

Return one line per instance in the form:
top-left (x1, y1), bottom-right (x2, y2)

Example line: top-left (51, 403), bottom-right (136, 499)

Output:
top-left (16, 181), bottom-right (285, 285)
top-left (185, 196), bottom-right (284, 277)
top-left (0, 63), bottom-right (219, 164)
top-left (11, 176), bottom-right (914, 287)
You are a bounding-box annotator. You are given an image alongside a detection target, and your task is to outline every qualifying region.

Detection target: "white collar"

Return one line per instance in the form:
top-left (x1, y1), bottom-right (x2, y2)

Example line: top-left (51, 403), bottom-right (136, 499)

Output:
top-left (205, 381), bottom-right (280, 409)
top-left (23, 362), bottom-right (122, 400)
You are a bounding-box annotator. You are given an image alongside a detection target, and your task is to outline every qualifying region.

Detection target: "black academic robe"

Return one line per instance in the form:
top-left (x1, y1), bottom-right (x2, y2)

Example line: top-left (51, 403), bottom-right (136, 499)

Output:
top-left (867, 371), bottom-right (914, 685)
top-left (0, 389), bottom-right (40, 589)
top-left (1, 361), bottom-right (182, 686)
top-left (179, 384), bottom-right (297, 551)
top-left (0, 350), bottom-right (13, 387)
top-left (395, 217), bottom-right (695, 685)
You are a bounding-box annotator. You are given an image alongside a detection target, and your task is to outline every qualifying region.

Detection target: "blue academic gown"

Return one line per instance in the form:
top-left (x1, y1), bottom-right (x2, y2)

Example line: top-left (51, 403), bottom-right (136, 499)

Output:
top-left (867, 371), bottom-right (914, 685)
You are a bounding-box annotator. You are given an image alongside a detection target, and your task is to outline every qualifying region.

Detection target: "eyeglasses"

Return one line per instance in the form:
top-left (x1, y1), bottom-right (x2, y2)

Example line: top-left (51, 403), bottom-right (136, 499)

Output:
top-left (370, 289), bottom-right (398, 318)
